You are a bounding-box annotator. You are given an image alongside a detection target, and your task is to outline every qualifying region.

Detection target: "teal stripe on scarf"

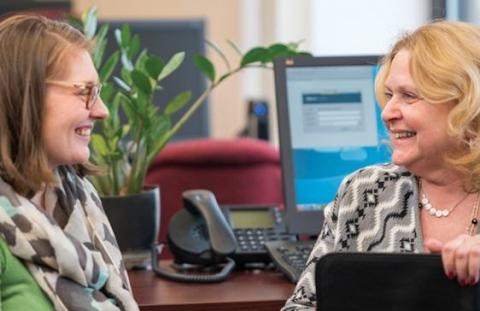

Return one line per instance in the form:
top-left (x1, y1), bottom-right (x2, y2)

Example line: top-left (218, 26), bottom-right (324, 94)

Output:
top-left (91, 269), bottom-right (109, 290)
top-left (0, 197), bottom-right (17, 217)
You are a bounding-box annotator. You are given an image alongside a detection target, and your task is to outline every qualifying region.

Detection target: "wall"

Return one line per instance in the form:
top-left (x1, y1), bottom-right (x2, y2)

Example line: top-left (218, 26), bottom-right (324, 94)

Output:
top-left (73, 0), bottom-right (245, 139)
top-left (310, 0), bottom-right (430, 55)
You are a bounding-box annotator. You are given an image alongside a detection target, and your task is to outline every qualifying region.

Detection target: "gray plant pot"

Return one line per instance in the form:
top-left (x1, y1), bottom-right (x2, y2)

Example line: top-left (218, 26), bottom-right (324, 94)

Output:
top-left (101, 186), bottom-right (160, 269)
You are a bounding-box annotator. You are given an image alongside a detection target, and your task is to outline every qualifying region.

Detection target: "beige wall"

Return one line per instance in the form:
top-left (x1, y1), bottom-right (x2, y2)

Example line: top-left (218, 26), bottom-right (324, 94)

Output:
top-left (73, 0), bottom-right (246, 139)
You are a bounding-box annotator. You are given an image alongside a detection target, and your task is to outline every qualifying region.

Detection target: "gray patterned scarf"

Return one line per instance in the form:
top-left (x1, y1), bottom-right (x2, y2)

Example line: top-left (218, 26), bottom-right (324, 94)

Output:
top-left (0, 166), bottom-right (139, 311)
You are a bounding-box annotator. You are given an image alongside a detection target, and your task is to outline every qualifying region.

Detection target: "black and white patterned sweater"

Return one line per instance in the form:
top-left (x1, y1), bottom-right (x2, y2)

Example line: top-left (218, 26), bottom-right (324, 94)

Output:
top-left (282, 163), bottom-right (428, 310)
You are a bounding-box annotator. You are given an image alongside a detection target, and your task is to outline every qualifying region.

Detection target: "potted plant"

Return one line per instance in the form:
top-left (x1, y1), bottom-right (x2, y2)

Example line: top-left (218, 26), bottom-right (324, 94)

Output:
top-left (67, 8), bottom-right (310, 267)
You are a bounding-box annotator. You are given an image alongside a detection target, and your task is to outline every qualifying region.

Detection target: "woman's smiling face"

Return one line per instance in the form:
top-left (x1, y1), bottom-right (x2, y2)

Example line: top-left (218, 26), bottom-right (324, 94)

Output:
top-left (381, 49), bottom-right (457, 174)
top-left (43, 49), bottom-right (108, 168)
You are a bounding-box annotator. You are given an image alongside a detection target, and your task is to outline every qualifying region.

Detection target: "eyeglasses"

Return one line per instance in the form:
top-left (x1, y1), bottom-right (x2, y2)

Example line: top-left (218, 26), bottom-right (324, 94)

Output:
top-left (46, 80), bottom-right (102, 110)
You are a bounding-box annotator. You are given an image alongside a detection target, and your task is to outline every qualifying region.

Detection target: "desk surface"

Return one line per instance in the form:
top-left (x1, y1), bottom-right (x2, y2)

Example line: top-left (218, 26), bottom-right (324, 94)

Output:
top-left (128, 262), bottom-right (295, 311)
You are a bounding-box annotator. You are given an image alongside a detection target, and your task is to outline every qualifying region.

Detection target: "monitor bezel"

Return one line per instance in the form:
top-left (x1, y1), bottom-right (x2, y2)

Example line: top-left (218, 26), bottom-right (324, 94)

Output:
top-left (274, 55), bottom-right (383, 236)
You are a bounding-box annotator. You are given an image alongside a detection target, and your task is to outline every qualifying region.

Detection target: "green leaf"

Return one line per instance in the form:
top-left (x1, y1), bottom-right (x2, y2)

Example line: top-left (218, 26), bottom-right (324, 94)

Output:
top-left (131, 69), bottom-right (152, 95)
top-left (99, 51), bottom-right (119, 82)
top-left (100, 82), bottom-right (114, 103)
top-left (93, 40), bottom-right (106, 69)
top-left (128, 34), bottom-right (141, 59)
top-left (241, 47), bottom-right (270, 66)
top-left (156, 115), bottom-right (171, 135)
top-left (148, 116), bottom-right (172, 160)
top-left (96, 23), bottom-right (109, 44)
top-left (134, 49), bottom-right (149, 71)
top-left (82, 7), bottom-right (97, 39)
top-left (113, 125), bottom-right (126, 142)
top-left (158, 52), bottom-right (185, 81)
top-left (268, 44), bottom-right (290, 58)
top-left (114, 28), bottom-right (122, 46)
top-left (120, 68), bottom-right (132, 84)
top-left (122, 94), bottom-right (135, 120)
top-left (165, 91), bottom-right (192, 115)
top-left (145, 56), bottom-right (164, 79)
top-left (108, 91), bottom-right (124, 128)
top-left (128, 138), bottom-right (147, 194)
top-left (91, 134), bottom-right (109, 156)
top-left (116, 91), bottom-right (131, 106)
top-left (113, 77), bottom-right (131, 92)
top-left (286, 40), bottom-right (304, 51)
top-left (93, 24), bottom-right (109, 68)
top-left (120, 24), bottom-right (131, 48)
top-left (122, 124), bottom-right (130, 137)
top-left (194, 55), bottom-right (215, 82)
top-left (120, 52), bottom-right (133, 71)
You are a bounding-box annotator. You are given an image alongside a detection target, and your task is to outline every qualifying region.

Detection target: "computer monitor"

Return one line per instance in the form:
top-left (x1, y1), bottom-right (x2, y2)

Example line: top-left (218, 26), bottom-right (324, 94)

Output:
top-left (100, 19), bottom-right (210, 141)
top-left (274, 56), bottom-right (391, 236)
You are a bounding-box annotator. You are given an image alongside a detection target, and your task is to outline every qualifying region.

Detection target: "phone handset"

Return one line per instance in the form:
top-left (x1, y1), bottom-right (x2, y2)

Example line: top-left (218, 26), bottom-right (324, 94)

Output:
top-left (152, 190), bottom-right (237, 283)
top-left (182, 190), bottom-right (236, 256)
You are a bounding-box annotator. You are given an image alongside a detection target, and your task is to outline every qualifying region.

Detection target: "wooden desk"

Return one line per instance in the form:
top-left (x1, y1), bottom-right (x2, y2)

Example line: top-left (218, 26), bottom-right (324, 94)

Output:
top-left (128, 262), bottom-right (295, 311)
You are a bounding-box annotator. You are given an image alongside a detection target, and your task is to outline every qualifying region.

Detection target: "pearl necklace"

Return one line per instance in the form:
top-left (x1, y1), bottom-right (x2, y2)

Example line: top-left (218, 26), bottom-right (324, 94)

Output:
top-left (419, 180), bottom-right (470, 218)
top-left (419, 180), bottom-right (480, 235)
top-left (420, 192), bottom-right (470, 217)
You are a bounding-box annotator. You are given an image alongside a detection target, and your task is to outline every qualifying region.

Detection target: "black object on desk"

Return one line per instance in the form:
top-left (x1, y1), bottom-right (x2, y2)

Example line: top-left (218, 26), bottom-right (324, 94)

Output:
top-left (155, 191), bottom-right (298, 283)
top-left (265, 240), bottom-right (315, 283)
top-left (315, 252), bottom-right (480, 311)
top-left (221, 205), bottom-right (297, 265)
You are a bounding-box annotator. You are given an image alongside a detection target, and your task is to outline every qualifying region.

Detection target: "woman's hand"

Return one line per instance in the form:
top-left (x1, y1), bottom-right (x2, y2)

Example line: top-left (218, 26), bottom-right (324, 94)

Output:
top-left (424, 235), bottom-right (480, 286)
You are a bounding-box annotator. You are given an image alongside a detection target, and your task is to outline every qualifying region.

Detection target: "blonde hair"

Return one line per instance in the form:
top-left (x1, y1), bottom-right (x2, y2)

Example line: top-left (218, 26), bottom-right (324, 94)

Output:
top-left (375, 21), bottom-right (480, 190)
top-left (0, 15), bottom-right (97, 195)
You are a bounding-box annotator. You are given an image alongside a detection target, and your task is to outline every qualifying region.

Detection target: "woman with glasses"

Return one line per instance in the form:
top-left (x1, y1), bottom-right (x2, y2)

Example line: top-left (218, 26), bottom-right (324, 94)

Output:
top-left (284, 20), bottom-right (480, 310)
top-left (0, 15), bottom-right (138, 310)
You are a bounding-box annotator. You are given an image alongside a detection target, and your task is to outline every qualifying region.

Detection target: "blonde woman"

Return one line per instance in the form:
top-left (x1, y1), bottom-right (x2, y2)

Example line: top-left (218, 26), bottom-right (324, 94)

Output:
top-left (283, 20), bottom-right (480, 310)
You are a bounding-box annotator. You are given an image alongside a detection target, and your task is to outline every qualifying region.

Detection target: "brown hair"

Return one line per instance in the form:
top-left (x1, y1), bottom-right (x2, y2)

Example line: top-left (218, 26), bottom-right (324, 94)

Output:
top-left (375, 21), bottom-right (480, 191)
top-left (0, 14), bottom-right (97, 195)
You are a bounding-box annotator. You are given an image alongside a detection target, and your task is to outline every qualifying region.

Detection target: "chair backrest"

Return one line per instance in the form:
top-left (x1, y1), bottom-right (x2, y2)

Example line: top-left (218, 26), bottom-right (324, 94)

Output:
top-left (315, 252), bottom-right (480, 311)
top-left (145, 138), bottom-right (283, 248)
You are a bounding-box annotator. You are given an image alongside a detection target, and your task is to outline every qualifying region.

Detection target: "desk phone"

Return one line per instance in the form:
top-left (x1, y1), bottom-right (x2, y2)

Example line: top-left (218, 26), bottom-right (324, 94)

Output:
top-left (159, 191), bottom-right (297, 283)
top-left (221, 205), bottom-right (296, 265)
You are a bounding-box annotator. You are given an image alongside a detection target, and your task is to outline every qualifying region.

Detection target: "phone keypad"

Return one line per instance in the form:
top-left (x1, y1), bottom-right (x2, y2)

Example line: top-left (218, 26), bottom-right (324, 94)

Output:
top-left (234, 228), bottom-right (294, 253)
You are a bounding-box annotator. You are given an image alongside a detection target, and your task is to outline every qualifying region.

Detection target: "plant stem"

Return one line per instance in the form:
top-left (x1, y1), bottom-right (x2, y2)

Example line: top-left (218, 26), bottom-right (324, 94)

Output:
top-left (127, 113), bottom-right (147, 194)
top-left (111, 158), bottom-right (120, 194)
top-left (145, 63), bottom-right (270, 166)
top-left (145, 84), bottom-right (213, 165)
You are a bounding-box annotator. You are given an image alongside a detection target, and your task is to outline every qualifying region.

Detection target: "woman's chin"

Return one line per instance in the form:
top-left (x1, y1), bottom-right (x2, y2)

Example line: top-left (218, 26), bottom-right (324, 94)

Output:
top-left (60, 152), bottom-right (91, 166)
top-left (391, 153), bottom-right (414, 168)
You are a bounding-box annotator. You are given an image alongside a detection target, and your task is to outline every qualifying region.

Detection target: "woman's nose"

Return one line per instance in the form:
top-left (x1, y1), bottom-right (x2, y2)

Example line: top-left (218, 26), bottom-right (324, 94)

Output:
top-left (90, 97), bottom-right (109, 120)
top-left (381, 97), bottom-right (401, 125)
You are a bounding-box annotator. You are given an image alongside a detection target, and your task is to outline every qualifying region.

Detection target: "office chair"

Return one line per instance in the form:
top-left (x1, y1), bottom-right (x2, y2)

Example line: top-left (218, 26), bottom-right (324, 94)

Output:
top-left (145, 138), bottom-right (283, 251)
top-left (315, 252), bottom-right (480, 311)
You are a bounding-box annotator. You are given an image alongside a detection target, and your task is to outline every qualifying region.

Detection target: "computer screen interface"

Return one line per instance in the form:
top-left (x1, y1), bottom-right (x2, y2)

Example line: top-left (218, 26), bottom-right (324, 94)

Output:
top-left (274, 56), bottom-right (392, 235)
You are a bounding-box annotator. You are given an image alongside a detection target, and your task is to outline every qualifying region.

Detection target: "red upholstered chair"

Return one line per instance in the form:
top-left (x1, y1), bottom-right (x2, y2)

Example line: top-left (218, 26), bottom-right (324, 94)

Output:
top-left (145, 138), bottom-right (283, 247)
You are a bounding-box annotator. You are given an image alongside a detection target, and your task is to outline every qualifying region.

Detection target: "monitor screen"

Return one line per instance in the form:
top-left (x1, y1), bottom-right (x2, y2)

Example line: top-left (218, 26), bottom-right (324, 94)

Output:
top-left (274, 56), bottom-right (391, 235)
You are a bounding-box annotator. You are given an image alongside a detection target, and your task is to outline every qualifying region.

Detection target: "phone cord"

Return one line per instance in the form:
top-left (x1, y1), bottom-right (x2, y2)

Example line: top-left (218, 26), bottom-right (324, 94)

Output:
top-left (150, 243), bottom-right (236, 283)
